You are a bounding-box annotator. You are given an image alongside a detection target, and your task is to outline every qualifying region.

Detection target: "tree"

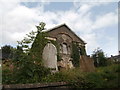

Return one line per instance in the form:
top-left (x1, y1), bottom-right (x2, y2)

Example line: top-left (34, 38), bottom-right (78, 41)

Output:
top-left (1, 45), bottom-right (14, 60)
top-left (12, 22), bottom-right (50, 84)
top-left (12, 46), bottom-right (24, 62)
top-left (92, 48), bottom-right (107, 67)
top-left (17, 22), bottom-right (46, 54)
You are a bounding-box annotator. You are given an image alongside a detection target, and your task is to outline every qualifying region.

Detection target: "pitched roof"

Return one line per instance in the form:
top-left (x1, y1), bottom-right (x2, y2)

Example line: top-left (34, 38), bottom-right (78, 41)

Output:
top-left (43, 23), bottom-right (86, 44)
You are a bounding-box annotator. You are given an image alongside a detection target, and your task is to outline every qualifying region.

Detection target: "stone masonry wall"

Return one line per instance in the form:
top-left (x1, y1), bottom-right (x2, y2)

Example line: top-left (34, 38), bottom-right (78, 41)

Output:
top-left (80, 55), bottom-right (95, 72)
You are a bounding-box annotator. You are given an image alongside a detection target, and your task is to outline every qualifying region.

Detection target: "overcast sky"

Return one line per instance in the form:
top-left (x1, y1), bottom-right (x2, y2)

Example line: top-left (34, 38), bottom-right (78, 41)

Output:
top-left (0, 0), bottom-right (119, 56)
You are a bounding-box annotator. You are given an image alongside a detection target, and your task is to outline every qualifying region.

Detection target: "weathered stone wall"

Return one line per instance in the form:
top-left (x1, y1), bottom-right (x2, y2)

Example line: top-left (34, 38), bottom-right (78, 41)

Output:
top-left (45, 25), bottom-right (87, 70)
top-left (47, 25), bottom-right (85, 44)
top-left (80, 55), bottom-right (95, 72)
top-left (43, 24), bottom-right (95, 71)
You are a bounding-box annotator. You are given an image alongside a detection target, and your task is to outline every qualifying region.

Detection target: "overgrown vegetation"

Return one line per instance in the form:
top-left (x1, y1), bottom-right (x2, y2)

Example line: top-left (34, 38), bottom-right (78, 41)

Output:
top-left (80, 46), bottom-right (87, 55)
top-left (71, 42), bottom-right (87, 67)
top-left (41, 64), bottom-right (120, 88)
top-left (1, 45), bottom-right (15, 60)
top-left (2, 22), bottom-right (119, 89)
top-left (2, 22), bottom-right (51, 84)
top-left (71, 42), bottom-right (80, 67)
top-left (92, 48), bottom-right (107, 67)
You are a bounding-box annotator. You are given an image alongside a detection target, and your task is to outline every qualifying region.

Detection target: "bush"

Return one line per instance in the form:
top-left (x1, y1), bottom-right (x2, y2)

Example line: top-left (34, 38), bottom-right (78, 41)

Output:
top-left (42, 64), bottom-right (120, 88)
top-left (96, 64), bottom-right (120, 88)
top-left (2, 50), bottom-right (51, 84)
top-left (92, 48), bottom-right (107, 67)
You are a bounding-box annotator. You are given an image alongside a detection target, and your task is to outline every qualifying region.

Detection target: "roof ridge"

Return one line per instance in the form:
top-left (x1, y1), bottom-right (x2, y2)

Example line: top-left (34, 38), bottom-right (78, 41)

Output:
top-left (43, 23), bottom-right (86, 44)
top-left (42, 23), bottom-right (66, 32)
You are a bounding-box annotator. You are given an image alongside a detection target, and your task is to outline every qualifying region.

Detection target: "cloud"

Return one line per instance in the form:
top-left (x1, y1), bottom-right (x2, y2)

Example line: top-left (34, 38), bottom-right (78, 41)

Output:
top-left (1, 1), bottom-right (118, 56)
top-left (92, 12), bottom-right (118, 30)
top-left (81, 33), bottom-right (99, 53)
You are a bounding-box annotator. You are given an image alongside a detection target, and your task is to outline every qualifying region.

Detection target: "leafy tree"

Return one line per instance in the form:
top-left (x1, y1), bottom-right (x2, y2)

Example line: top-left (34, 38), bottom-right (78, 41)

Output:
top-left (2, 22), bottom-right (50, 84)
top-left (1, 45), bottom-right (14, 60)
top-left (17, 22), bottom-right (46, 54)
top-left (12, 46), bottom-right (24, 62)
top-left (92, 48), bottom-right (107, 67)
top-left (11, 22), bottom-right (50, 84)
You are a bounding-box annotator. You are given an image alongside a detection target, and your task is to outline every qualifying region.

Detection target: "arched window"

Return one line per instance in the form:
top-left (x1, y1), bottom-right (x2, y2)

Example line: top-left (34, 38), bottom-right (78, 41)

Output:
top-left (63, 43), bottom-right (67, 54)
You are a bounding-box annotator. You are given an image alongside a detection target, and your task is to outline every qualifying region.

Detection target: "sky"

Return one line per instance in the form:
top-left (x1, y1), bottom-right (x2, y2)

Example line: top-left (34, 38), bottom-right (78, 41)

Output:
top-left (0, 0), bottom-right (119, 57)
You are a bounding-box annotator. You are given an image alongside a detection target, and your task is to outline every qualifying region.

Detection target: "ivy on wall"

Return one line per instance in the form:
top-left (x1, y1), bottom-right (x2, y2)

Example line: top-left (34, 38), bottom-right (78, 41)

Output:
top-left (71, 42), bottom-right (86, 67)
top-left (31, 32), bottom-right (61, 63)
top-left (71, 42), bottom-right (80, 67)
top-left (30, 32), bottom-right (48, 65)
top-left (80, 46), bottom-right (87, 55)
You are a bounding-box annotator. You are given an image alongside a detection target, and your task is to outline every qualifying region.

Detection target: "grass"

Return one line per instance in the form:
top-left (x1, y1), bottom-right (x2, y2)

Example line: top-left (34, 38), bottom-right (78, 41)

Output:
top-left (2, 61), bottom-right (120, 88)
top-left (42, 64), bottom-right (120, 88)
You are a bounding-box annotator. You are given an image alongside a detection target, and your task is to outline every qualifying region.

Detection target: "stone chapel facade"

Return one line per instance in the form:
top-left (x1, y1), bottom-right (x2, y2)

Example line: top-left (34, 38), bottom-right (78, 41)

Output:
top-left (42, 24), bottom-right (95, 72)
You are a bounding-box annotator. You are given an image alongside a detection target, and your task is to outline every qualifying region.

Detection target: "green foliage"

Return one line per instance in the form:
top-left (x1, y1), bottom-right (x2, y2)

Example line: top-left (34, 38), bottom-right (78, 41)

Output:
top-left (84, 72), bottom-right (104, 88)
top-left (13, 57), bottom-right (50, 84)
top-left (30, 32), bottom-right (48, 64)
top-left (42, 72), bottom-right (67, 83)
top-left (17, 22), bottom-right (46, 53)
top-left (1, 45), bottom-right (15, 60)
top-left (3, 22), bottom-right (119, 88)
top-left (14, 22), bottom-right (50, 83)
top-left (71, 42), bottom-right (86, 67)
top-left (95, 64), bottom-right (120, 88)
top-left (36, 22), bottom-right (46, 32)
top-left (71, 42), bottom-right (80, 67)
top-left (2, 22), bottom-right (51, 84)
top-left (2, 55), bottom-right (50, 84)
top-left (80, 46), bottom-right (86, 55)
top-left (92, 48), bottom-right (107, 67)
top-left (2, 68), bottom-right (14, 84)
top-left (12, 46), bottom-right (24, 62)
top-left (41, 64), bottom-right (120, 88)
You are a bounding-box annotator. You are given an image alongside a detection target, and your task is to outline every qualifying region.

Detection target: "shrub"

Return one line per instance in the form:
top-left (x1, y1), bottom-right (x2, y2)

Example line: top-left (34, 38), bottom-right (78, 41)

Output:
top-left (42, 64), bottom-right (120, 88)
top-left (92, 48), bottom-right (107, 67)
top-left (96, 64), bottom-right (120, 88)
